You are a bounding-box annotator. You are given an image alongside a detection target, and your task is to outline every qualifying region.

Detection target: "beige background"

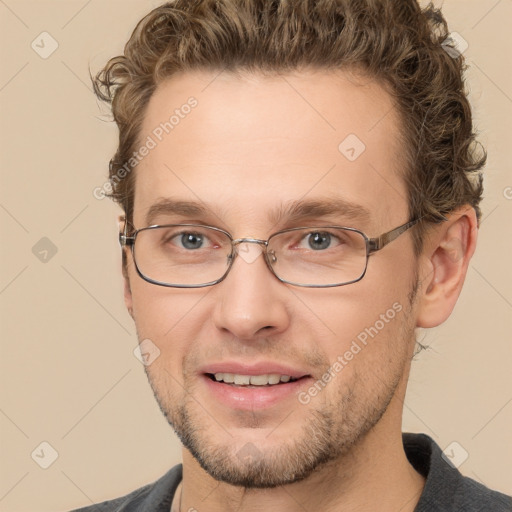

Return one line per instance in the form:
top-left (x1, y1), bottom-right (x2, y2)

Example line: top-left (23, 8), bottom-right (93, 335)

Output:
top-left (0, 0), bottom-right (511, 510)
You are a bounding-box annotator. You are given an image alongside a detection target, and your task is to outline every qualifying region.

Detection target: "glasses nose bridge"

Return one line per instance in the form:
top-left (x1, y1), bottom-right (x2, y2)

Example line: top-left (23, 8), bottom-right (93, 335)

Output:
top-left (231, 237), bottom-right (268, 249)
top-left (228, 237), bottom-right (275, 264)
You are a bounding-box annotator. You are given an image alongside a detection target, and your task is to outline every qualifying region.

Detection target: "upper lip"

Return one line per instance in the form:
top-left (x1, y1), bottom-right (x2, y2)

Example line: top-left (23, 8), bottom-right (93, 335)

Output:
top-left (200, 361), bottom-right (311, 379)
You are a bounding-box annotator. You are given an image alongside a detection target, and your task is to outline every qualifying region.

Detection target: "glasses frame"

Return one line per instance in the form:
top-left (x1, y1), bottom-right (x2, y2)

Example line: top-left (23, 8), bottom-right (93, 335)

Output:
top-left (119, 218), bottom-right (421, 288)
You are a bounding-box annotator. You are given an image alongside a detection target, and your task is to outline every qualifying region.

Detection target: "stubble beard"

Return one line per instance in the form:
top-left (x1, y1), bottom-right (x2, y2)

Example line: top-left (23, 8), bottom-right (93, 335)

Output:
top-left (141, 277), bottom-right (419, 489)
top-left (145, 330), bottom-right (413, 488)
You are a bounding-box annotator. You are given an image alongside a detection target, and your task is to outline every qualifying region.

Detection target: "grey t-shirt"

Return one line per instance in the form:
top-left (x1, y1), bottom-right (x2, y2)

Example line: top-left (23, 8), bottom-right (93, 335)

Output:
top-left (69, 432), bottom-right (512, 511)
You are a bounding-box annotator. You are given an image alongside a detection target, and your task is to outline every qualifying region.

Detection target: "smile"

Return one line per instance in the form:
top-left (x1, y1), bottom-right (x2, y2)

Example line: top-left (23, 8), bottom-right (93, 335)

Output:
top-left (208, 372), bottom-right (300, 386)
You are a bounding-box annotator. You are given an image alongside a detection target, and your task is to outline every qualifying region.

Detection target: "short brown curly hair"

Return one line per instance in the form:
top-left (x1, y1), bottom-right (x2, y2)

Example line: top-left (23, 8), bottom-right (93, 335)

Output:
top-left (92, 0), bottom-right (485, 254)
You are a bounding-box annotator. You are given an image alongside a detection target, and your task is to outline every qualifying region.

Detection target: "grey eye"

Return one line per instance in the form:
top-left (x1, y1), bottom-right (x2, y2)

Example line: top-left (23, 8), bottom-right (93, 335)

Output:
top-left (178, 232), bottom-right (204, 250)
top-left (306, 232), bottom-right (332, 250)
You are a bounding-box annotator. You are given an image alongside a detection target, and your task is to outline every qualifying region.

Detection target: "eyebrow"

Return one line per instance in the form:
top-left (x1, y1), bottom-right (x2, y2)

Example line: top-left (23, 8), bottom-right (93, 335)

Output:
top-left (144, 197), bottom-right (371, 228)
top-left (269, 198), bottom-right (371, 226)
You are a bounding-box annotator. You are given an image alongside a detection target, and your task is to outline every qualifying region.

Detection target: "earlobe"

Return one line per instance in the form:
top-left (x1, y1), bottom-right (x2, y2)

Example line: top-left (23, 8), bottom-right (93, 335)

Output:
top-left (416, 206), bottom-right (478, 328)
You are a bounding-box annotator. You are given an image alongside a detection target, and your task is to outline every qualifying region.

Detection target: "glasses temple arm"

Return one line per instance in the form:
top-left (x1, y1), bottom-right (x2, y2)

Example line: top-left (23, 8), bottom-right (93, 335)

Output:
top-left (368, 218), bottom-right (421, 253)
top-left (119, 221), bottom-right (136, 247)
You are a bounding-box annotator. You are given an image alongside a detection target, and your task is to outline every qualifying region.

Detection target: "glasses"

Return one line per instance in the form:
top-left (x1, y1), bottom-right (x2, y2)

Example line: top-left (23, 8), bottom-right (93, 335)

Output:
top-left (119, 219), bottom-right (420, 288)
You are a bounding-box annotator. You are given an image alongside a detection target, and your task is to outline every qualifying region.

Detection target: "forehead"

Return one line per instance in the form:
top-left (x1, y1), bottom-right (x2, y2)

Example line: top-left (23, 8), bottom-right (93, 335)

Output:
top-left (133, 68), bottom-right (408, 231)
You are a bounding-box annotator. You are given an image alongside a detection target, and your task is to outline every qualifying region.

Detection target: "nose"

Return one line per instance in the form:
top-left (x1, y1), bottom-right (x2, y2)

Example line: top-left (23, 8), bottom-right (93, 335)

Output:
top-left (211, 241), bottom-right (290, 340)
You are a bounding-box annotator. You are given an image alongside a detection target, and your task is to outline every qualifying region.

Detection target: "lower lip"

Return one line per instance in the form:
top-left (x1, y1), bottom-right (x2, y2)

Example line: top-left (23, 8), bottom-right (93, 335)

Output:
top-left (202, 374), bottom-right (312, 410)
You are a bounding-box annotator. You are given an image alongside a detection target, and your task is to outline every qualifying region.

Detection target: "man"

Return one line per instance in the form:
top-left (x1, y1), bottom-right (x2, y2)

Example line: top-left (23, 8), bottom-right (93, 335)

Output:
top-left (74, 0), bottom-right (511, 510)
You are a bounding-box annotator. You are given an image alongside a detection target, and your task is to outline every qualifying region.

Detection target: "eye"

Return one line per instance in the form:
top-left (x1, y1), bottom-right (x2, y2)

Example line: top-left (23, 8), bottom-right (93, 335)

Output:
top-left (151, 226), bottom-right (230, 254)
top-left (159, 229), bottom-right (217, 251)
top-left (298, 231), bottom-right (342, 251)
top-left (173, 231), bottom-right (208, 250)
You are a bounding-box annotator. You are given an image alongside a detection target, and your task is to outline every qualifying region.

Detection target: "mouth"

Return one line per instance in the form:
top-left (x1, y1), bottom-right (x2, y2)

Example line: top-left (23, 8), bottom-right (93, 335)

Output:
top-left (202, 371), bottom-right (313, 410)
top-left (205, 372), bottom-right (307, 387)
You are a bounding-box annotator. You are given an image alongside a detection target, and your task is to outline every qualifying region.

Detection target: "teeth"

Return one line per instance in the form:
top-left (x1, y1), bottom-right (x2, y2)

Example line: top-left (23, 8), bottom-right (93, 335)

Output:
top-left (249, 374), bottom-right (270, 385)
top-left (233, 374), bottom-right (251, 385)
top-left (267, 374), bottom-right (281, 385)
top-left (222, 373), bottom-right (234, 383)
top-left (213, 373), bottom-right (296, 386)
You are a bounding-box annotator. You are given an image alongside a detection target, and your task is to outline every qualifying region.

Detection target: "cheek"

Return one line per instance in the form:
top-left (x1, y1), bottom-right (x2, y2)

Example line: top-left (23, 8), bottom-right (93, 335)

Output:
top-left (296, 267), bottom-right (414, 367)
top-left (130, 278), bottom-right (211, 348)
top-left (303, 283), bottom-right (408, 337)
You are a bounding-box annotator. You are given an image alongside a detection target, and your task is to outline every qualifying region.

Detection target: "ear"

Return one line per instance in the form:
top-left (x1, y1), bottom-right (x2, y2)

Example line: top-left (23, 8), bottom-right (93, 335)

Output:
top-left (416, 206), bottom-right (478, 328)
top-left (118, 214), bottom-right (134, 319)
top-left (123, 269), bottom-right (134, 319)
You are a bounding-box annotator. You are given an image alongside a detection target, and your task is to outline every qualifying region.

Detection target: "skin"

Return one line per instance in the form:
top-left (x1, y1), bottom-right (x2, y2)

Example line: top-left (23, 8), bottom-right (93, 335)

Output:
top-left (122, 68), bottom-right (478, 512)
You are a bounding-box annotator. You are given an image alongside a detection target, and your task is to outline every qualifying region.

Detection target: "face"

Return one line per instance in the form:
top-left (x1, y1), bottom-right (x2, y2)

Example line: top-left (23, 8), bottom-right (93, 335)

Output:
top-left (124, 69), bottom-right (420, 488)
